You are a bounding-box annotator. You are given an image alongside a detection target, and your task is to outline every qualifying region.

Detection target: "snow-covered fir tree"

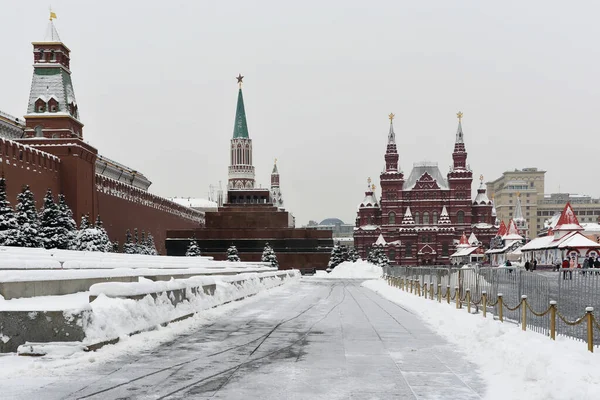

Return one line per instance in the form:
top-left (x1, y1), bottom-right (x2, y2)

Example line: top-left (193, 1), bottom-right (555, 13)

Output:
top-left (340, 245), bottom-right (349, 263)
top-left (57, 194), bottom-right (77, 249)
top-left (75, 214), bottom-right (107, 252)
top-left (147, 234), bottom-right (158, 255)
top-left (185, 240), bottom-right (202, 256)
top-left (94, 215), bottom-right (113, 252)
top-left (133, 228), bottom-right (140, 253)
top-left (348, 248), bottom-right (359, 262)
top-left (261, 242), bottom-right (279, 268)
top-left (0, 178), bottom-right (18, 246)
top-left (12, 185), bottom-right (42, 248)
top-left (328, 243), bottom-right (344, 269)
top-left (112, 240), bottom-right (120, 253)
top-left (139, 231), bottom-right (149, 255)
top-left (368, 247), bottom-right (389, 268)
top-left (227, 245), bottom-right (240, 262)
top-left (123, 229), bottom-right (136, 254)
top-left (39, 189), bottom-right (62, 249)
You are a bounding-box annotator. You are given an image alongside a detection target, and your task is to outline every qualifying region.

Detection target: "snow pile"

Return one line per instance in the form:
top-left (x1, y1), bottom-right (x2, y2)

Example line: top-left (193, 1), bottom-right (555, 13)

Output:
top-left (363, 279), bottom-right (600, 400)
top-left (84, 271), bottom-right (300, 342)
top-left (324, 261), bottom-right (382, 279)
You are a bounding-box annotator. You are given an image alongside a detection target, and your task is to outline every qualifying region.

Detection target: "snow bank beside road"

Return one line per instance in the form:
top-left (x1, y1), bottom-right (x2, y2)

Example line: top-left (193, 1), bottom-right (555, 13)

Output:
top-left (363, 279), bottom-right (600, 400)
top-left (318, 261), bottom-right (382, 279)
top-left (84, 271), bottom-right (300, 342)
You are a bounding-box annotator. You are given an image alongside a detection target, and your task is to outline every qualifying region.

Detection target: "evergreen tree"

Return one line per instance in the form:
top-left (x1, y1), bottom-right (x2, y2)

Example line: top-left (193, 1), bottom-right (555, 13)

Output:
top-left (94, 215), bottom-right (112, 252)
top-left (227, 245), bottom-right (240, 262)
top-left (123, 229), bottom-right (136, 254)
top-left (79, 214), bottom-right (90, 230)
top-left (367, 249), bottom-right (377, 264)
top-left (133, 228), bottom-right (140, 254)
top-left (261, 242), bottom-right (279, 268)
top-left (185, 239), bottom-right (202, 257)
top-left (12, 185), bottom-right (42, 248)
top-left (56, 194), bottom-right (77, 249)
top-left (328, 243), bottom-right (344, 269)
top-left (39, 189), bottom-right (62, 249)
top-left (348, 248), bottom-right (359, 262)
top-left (147, 234), bottom-right (158, 255)
top-left (139, 231), bottom-right (148, 255)
top-left (0, 178), bottom-right (18, 246)
top-left (368, 247), bottom-right (389, 268)
top-left (112, 240), bottom-right (120, 253)
top-left (340, 245), bottom-right (350, 262)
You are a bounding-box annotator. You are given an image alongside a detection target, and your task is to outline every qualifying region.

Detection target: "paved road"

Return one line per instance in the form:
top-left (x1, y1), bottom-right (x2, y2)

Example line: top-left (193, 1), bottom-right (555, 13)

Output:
top-left (10, 279), bottom-right (485, 400)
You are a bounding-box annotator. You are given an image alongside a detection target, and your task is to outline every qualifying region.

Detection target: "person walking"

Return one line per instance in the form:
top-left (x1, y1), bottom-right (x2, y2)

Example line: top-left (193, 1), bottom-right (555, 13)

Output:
top-left (569, 257), bottom-right (576, 280)
top-left (583, 257), bottom-right (590, 275)
top-left (595, 257), bottom-right (600, 275)
top-left (562, 258), bottom-right (570, 280)
top-left (525, 260), bottom-right (530, 272)
top-left (533, 259), bottom-right (538, 271)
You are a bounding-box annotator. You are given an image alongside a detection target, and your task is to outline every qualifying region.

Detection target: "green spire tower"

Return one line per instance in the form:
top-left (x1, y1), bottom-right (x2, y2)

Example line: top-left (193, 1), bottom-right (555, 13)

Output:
top-left (228, 74), bottom-right (255, 189)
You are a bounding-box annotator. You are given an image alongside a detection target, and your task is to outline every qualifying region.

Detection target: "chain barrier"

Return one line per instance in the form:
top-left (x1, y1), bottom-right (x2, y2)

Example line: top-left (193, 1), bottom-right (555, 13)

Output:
top-left (592, 315), bottom-right (600, 333)
top-left (504, 299), bottom-right (524, 312)
top-left (556, 310), bottom-right (587, 326)
top-left (525, 301), bottom-right (552, 318)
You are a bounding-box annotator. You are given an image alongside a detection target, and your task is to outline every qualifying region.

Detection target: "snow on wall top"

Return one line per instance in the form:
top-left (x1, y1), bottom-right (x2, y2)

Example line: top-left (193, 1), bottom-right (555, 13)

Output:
top-left (169, 197), bottom-right (218, 209)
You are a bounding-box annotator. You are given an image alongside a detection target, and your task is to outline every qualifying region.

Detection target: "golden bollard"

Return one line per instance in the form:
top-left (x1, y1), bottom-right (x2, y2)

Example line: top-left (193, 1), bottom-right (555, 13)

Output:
top-left (446, 285), bottom-right (451, 304)
top-left (409, 279), bottom-right (413, 293)
top-left (521, 295), bottom-right (527, 331)
top-left (498, 293), bottom-right (504, 323)
top-left (437, 284), bottom-right (442, 303)
top-left (466, 289), bottom-right (471, 314)
top-left (482, 291), bottom-right (487, 318)
top-left (455, 287), bottom-right (460, 309)
top-left (417, 281), bottom-right (421, 297)
top-left (550, 301), bottom-right (556, 340)
top-left (423, 283), bottom-right (427, 298)
top-left (586, 307), bottom-right (594, 353)
top-left (430, 282), bottom-right (434, 300)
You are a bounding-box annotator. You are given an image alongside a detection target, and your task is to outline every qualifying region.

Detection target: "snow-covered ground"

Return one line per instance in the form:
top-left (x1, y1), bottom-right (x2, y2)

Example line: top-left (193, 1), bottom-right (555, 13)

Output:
top-left (314, 260), bottom-right (382, 279)
top-left (364, 279), bottom-right (600, 400)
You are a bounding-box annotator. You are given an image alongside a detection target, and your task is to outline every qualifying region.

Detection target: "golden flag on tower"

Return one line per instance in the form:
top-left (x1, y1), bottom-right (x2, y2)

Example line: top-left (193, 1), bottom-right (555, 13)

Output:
top-left (50, 11), bottom-right (57, 20)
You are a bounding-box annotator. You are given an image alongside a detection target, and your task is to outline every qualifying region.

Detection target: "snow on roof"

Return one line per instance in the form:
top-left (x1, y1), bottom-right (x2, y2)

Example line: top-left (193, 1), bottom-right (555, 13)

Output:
top-left (375, 234), bottom-right (387, 246)
top-left (473, 223), bottom-right (494, 229)
top-left (359, 191), bottom-right (379, 209)
top-left (401, 207), bottom-right (415, 225)
top-left (503, 219), bottom-right (523, 241)
top-left (457, 233), bottom-right (470, 248)
top-left (358, 224), bottom-right (380, 231)
top-left (582, 223), bottom-right (600, 233)
top-left (26, 67), bottom-right (78, 118)
top-left (554, 203), bottom-right (583, 232)
top-left (438, 206), bottom-right (451, 225)
top-left (451, 246), bottom-right (479, 258)
top-left (520, 236), bottom-right (555, 251)
top-left (557, 233), bottom-right (600, 249)
top-left (468, 232), bottom-right (479, 245)
top-left (169, 197), bottom-right (218, 209)
top-left (404, 162), bottom-right (449, 190)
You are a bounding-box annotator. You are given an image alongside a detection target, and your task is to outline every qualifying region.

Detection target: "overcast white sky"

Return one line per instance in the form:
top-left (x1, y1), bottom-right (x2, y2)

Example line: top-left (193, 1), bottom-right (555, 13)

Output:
top-left (1, 1), bottom-right (598, 226)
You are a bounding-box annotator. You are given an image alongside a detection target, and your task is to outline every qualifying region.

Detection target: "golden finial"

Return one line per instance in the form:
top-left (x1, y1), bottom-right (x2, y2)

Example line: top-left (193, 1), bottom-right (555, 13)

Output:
top-left (274, 158), bottom-right (277, 165)
top-left (491, 194), bottom-right (495, 200)
top-left (388, 113), bottom-right (395, 122)
top-left (367, 177), bottom-right (372, 185)
top-left (516, 191), bottom-right (521, 198)
top-left (457, 111), bottom-right (463, 122)
top-left (49, 8), bottom-right (57, 21)
top-left (236, 73), bottom-right (244, 89)
top-left (480, 174), bottom-right (484, 182)
top-left (372, 184), bottom-right (376, 191)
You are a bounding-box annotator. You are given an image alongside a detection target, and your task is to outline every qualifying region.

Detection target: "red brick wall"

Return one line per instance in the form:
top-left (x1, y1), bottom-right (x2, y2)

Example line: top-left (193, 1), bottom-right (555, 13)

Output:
top-left (97, 190), bottom-right (203, 254)
top-left (0, 138), bottom-right (61, 208)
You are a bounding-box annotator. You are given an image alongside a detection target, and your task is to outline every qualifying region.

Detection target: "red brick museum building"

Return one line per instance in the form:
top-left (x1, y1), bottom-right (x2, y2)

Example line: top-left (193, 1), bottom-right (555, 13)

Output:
top-left (354, 113), bottom-right (497, 265)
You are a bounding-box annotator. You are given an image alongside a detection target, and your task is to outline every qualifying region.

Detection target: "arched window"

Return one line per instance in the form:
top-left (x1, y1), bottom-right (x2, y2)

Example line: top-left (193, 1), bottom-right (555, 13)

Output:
top-left (389, 249), bottom-right (396, 261)
top-left (433, 211), bottom-right (438, 225)
top-left (457, 210), bottom-right (465, 224)
top-left (423, 212), bottom-right (430, 225)
top-left (414, 212), bottom-right (420, 225)
top-left (34, 126), bottom-right (43, 137)
top-left (388, 212), bottom-right (396, 225)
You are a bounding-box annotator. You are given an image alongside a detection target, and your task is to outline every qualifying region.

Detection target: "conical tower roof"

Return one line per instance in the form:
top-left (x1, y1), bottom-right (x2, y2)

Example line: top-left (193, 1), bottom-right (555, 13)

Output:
top-left (513, 195), bottom-right (525, 222)
top-left (457, 232), bottom-right (470, 248)
top-left (401, 207), bottom-right (415, 225)
top-left (232, 75), bottom-right (249, 139)
top-left (43, 20), bottom-right (61, 42)
top-left (438, 206), bottom-right (451, 225)
top-left (388, 117), bottom-right (396, 144)
top-left (497, 220), bottom-right (507, 236)
top-left (554, 202), bottom-right (583, 232)
top-left (504, 219), bottom-right (523, 240)
top-left (272, 159), bottom-right (278, 174)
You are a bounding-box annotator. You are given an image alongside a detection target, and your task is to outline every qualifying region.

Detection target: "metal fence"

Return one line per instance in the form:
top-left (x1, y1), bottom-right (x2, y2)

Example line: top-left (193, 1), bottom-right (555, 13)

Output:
top-left (383, 266), bottom-right (600, 347)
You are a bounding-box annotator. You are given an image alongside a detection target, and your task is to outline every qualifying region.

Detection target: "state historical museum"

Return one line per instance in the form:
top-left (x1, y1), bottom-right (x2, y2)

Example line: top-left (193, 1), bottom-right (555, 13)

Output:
top-left (354, 113), bottom-right (496, 265)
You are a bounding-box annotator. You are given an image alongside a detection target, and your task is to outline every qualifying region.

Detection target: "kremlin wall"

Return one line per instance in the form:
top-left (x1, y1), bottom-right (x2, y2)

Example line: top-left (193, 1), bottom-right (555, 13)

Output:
top-left (0, 20), bottom-right (204, 254)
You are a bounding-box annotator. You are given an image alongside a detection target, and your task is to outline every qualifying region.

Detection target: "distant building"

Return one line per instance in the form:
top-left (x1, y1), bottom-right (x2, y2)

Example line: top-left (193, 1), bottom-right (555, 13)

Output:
top-left (487, 169), bottom-right (600, 237)
top-left (307, 218), bottom-right (354, 247)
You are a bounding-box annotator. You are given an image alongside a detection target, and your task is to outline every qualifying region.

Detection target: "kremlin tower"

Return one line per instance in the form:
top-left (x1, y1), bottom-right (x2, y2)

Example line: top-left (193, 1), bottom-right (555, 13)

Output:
top-left (228, 74), bottom-right (256, 190)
